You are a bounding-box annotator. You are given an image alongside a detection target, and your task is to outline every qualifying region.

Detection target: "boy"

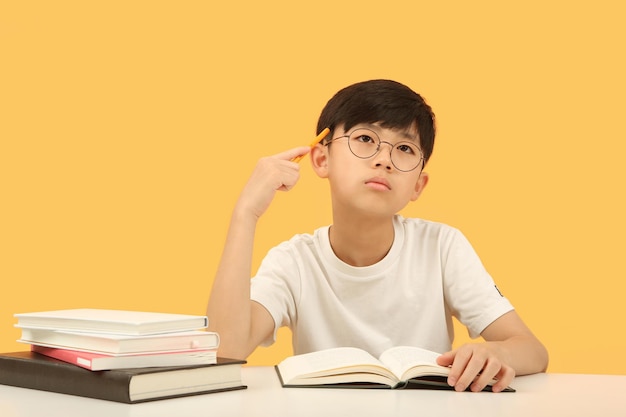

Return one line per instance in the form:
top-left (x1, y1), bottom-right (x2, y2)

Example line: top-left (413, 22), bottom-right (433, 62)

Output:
top-left (207, 79), bottom-right (548, 392)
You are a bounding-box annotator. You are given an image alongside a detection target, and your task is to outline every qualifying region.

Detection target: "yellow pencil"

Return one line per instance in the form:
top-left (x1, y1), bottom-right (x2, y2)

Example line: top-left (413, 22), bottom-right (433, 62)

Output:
top-left (291, 127), bottom-right (331, 163)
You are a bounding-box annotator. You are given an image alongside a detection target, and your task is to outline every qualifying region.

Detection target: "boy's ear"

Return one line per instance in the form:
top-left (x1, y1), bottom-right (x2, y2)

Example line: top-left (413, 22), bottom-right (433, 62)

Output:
top-left (411, 171), bottom-right (429, 201)
top-left (310, 144), bottom-right (329, 178)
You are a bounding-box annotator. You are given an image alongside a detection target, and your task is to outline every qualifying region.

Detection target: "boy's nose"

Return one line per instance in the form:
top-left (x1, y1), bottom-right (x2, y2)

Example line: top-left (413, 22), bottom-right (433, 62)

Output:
top-left (372, 142), bottom-right (394, 170)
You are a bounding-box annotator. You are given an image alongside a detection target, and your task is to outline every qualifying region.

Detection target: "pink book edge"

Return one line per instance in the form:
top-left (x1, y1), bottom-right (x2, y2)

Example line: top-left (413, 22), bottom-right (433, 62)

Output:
top-left (30, 345), bottom-right (217, 370)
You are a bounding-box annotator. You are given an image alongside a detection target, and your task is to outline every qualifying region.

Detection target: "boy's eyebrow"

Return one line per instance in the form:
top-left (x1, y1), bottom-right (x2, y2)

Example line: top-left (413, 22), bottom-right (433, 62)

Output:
top-left (399, 130), bottom-right (419, 141)
top-left (356, 123), bottom-right (419, 141)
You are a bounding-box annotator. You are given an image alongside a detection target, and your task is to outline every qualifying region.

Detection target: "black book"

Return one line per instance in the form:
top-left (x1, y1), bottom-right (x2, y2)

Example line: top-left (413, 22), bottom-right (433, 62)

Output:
top-left (0, 351), bottom-right (247, 403)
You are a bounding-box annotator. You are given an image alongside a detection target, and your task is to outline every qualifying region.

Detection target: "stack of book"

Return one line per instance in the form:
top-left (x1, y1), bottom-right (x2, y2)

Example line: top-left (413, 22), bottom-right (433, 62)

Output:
top-left (0, 308), bottom-right (246, 403)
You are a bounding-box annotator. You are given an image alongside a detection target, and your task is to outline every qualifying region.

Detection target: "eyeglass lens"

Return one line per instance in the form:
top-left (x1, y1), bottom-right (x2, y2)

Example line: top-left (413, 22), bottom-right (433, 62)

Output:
top-left (347, 129), bottom-right (423, 172)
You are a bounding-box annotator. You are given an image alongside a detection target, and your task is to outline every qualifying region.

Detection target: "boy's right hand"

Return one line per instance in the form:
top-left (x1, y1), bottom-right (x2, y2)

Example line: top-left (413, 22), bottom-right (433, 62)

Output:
top-left (236, 146), bottom-right (312, 219)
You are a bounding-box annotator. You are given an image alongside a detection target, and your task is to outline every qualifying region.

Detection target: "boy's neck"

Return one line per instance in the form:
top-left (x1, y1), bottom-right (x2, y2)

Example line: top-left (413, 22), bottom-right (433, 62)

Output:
top-left (328, 214), bottom-right (395, 267)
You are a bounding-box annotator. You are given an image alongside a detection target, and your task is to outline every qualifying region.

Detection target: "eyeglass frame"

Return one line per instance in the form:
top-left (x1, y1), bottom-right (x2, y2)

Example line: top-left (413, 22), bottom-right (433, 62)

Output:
top-left (323, 127), bottom-right (425, 172)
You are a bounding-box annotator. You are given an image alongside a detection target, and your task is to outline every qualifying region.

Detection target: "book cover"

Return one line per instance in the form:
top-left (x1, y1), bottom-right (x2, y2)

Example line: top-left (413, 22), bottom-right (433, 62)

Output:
top-left (31, 345), bottom-right (217, 371)
top-left (14, 308), bottom-right (208, 335)
top-left (18, 328), bottom-right (219, 354)
top-left (0, 351), bottom-right (247, 403)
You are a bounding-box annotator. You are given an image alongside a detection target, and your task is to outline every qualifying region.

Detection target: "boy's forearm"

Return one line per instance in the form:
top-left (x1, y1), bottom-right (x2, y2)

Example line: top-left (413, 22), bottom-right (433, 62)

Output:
top-left (479, 311), bottom-right (549, 375)
top-left (206, 206), bottom-right (258, 358)
top-left (207, 151), bottom-right (306, 359)
top-left (488, 335), bottom-right (549, 375)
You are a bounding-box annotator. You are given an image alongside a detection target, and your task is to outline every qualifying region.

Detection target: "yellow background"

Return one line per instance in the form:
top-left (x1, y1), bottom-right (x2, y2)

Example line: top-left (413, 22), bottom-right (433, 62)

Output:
top-left (1, 1), bottom-right (624, 374)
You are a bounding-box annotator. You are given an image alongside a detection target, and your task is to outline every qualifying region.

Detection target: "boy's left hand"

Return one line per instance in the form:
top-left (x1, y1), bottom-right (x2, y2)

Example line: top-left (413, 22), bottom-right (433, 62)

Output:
top-left (436, 343), bottom-right (515, 393)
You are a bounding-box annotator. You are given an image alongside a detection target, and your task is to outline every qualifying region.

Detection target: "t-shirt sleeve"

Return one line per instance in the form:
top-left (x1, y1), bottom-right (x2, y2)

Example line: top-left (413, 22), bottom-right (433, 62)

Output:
top-left (442, 228), bottom-right (514, 338)
top-left (250, 242), bottom-right (300, 346)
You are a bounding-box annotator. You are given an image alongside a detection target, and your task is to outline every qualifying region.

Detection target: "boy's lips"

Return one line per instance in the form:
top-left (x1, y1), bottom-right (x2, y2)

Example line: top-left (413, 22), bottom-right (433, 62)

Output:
top-left (365, 177), bottom-right (391, 190)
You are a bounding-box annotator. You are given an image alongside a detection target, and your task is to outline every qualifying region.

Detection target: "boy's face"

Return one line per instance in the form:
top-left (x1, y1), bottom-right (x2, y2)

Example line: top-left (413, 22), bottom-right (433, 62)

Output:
top-left (311, 123), bottom-right (429, 218)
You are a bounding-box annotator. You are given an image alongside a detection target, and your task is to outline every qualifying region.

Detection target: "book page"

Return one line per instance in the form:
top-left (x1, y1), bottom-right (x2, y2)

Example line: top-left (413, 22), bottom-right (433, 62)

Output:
top-left (379, 346), bottom-right (449, 381)
top-left (277, 347), bottom-right (394, 384)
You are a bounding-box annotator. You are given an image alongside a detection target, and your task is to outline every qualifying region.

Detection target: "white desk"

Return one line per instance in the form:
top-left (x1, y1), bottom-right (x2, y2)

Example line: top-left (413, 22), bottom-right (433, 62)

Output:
top-left (1, 367), bottom-right (625, 417)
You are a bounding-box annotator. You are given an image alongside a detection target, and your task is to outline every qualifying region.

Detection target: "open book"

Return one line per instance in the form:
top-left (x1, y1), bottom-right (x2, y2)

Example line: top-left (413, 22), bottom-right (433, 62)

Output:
top-left (275, 346), bottom-right (514, 392)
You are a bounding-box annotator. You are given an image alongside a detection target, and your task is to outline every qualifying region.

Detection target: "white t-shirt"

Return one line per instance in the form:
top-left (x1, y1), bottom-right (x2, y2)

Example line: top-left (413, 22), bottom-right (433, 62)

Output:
top-left (250, 215), bottom-right (513, 357)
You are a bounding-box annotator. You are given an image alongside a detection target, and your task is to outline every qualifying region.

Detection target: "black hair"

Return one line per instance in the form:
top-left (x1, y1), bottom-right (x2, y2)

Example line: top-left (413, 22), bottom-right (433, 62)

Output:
top-left (316, 79), bottom-right (436, 163)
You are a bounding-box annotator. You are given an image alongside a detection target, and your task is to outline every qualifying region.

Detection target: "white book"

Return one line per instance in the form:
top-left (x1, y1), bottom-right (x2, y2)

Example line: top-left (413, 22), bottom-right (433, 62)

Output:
top-left (14, 308), bottom-right (208, 335)
top-left (18, 328), bottom-right (219, 355)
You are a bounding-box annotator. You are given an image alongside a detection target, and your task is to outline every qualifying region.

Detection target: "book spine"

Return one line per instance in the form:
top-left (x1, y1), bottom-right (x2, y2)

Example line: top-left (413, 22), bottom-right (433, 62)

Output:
top-left (0, 354), bottom-right (133, 403)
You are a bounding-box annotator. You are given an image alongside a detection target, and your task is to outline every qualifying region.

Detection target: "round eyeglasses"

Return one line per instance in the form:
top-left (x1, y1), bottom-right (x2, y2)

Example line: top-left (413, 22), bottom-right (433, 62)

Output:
top-left (326, 128), bottom-right (424, 172)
